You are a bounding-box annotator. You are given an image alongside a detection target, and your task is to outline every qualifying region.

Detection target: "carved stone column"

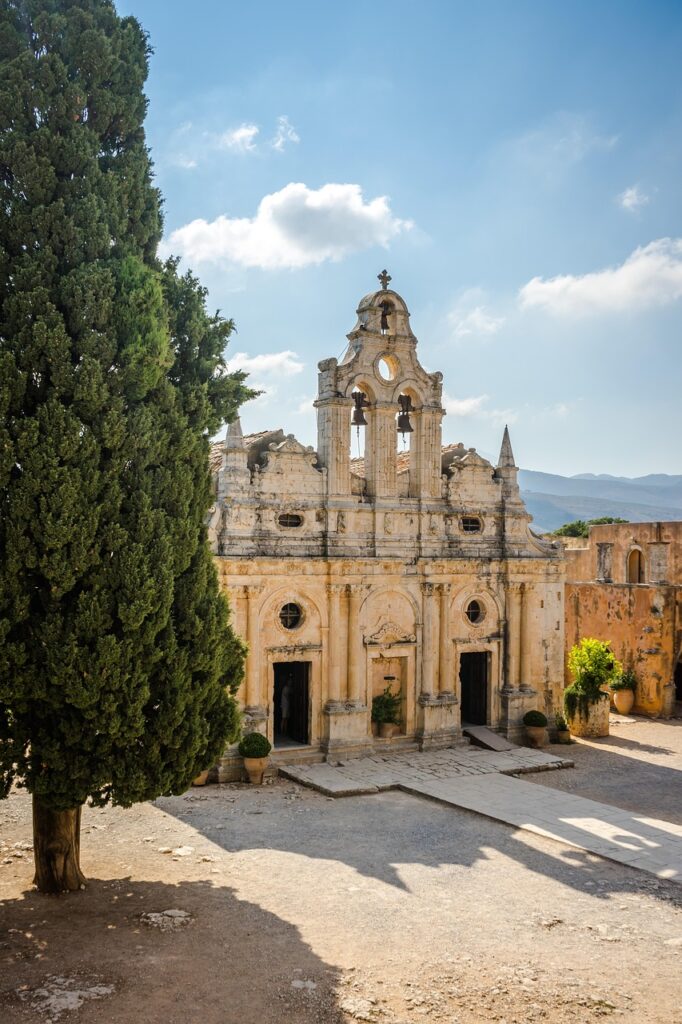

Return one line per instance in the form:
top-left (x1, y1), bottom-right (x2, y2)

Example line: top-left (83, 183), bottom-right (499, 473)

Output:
top-left (347, 584), bottom-right (365, 706)
top-left (326, 583), bottom-right (344, 708)
top-left (244, 584), bottom-right (265, 717)
top-left (437, 583), bottom-right (452, 696)
top-left (421, 582), bottom-right (436, 699)
top-left (519, 583), bottom-right (533, 692)
top-left (506, 583), bottom-right (521, 690)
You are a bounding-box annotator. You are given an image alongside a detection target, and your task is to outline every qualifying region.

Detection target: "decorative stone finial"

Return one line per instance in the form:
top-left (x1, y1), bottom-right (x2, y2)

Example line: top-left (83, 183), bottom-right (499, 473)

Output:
top-left (378, 269), bottom-right (392, 291)
top-left (225, 416), bottom-right (244, 449)
top-left (497, 424), bottom-right (516, 468)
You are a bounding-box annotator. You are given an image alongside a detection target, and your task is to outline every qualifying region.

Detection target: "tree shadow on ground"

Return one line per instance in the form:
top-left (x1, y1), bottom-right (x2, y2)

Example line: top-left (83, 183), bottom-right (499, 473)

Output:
top-left (0, 876), bottom-right (345, 1024)
top-left (537, 738), bottom-right (682, 823)
top-left (159, 783), bottom-right (682, 907)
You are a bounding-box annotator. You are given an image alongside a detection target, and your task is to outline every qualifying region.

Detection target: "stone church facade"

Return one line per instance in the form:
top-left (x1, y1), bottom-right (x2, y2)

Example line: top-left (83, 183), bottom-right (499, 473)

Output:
top-left (210, 275), bottom-right (566, 779)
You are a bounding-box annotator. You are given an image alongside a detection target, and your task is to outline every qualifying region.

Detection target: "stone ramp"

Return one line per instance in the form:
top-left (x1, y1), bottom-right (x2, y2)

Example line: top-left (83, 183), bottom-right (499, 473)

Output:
top-left (404, 773), bottom-right (682, 885)
top-left (462, 725), bottom-right (516, 751)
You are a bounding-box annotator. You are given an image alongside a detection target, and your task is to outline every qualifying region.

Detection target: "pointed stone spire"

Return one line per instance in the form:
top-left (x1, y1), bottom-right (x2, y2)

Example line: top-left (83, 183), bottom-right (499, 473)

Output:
top-left (225, 416), bottom-right (244, 449)
top-left (497, 424), bottom-right (516, 468)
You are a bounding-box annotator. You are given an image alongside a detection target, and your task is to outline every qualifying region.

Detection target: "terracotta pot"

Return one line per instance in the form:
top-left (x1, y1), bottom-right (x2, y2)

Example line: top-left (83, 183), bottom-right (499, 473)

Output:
top-left (243, 756), bottom-right (268, 785)
top-left (379, 722), bottom-right (399, 739)
top-left (525, 725), bottom-right (547, 748)
top-left (192, 769), bottom-right (210, 787)
top-left (557, 729), bottom-right (571, 744)
top-left (567, 695), bottom-right (610, 738)
top-left (371, 721), bottom-right (379, 737)
top-left (613, 689), bottom-right (635, 715)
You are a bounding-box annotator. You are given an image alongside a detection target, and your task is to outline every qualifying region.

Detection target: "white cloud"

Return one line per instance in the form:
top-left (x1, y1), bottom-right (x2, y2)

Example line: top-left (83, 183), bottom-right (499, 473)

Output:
top-left (166, 182), bottom-right (411, 269)
top-left (444, 394), bottom-right (489, 416)
top-left (449, 305), bottom-right (505, 338)
top-left (272, 115), bottom-right (300, 152)
top-left (444, 393), bottom-right (517, 427)
top-left (227, 351), bottom-right (304, 377)
top-left (218, 123), bottom-right (260, 152)
top-left (618, 184), bottom-right (650, 212)
top-left (171, 154), bottom-right (198, 170)
top-left (519, 238), bottom-right (682, 316)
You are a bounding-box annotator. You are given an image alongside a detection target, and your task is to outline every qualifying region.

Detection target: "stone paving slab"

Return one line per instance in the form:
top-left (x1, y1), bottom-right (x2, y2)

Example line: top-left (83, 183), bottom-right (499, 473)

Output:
top-left (279, 745), bottom-right (573, 795)
top-left (404, 774), bottom-right (682, 885)
top-left (279, 745), bottom-right (682, 885)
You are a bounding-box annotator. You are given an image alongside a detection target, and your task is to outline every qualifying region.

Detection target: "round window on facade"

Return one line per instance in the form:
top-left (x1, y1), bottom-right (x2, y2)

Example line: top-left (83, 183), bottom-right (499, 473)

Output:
top-left (279, 602), bottom-right (303, 630)
top-left (461, 516), bottom-right (483, 534)
top-left (278, 513), bottom-right (304, 528)
top-left (376, 353), bottom-right (399, 382)
top-left (465, 599), bottom-right (485, 625)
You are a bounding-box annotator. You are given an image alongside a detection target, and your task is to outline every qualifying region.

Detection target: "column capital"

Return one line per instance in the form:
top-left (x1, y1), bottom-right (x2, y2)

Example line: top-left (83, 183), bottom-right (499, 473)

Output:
top-left (436, 582), bottom-right (451, 596)
top-left (421, 581), bottom-right (437, 597)
top-left (326, 582), bottom-right (348, 597)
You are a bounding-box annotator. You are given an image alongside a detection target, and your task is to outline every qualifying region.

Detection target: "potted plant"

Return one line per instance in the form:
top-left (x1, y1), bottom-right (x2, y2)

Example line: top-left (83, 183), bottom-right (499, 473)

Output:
top-left (372, 685), bottom-right (402, 739)
top-left (554, 711), bottom-right (571, 744)
top-left (523, 710), bottom-right (548, 748)
top-left (611, 669), bottom-right (637, 715)
top-left (238, 732), bottom-right (272, 785)
top-left (564, 638), bottom-right (622, 738)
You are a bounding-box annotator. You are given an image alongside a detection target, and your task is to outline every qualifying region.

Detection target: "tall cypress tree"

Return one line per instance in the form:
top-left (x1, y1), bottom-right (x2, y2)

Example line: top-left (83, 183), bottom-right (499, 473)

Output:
top-left (0, 0), bottom-right (254, 892)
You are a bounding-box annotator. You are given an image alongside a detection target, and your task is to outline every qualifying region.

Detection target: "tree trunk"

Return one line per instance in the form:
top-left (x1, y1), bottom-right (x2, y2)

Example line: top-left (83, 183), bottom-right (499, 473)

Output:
top-left (32, 795), bottom-right (86, 893)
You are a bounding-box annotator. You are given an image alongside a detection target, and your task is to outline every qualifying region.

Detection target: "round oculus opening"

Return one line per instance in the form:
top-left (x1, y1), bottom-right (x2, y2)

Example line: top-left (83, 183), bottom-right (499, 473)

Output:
top-left (279, 602), bottom-right (303, 630)
top-left (461, 516), bottom-right (482, 534)
top-left (278, 512), bottom-right (303, 528)
top-left (465, 599), bottom-right (485, 625)
top-left (376, 355), bottom-right (398, 382)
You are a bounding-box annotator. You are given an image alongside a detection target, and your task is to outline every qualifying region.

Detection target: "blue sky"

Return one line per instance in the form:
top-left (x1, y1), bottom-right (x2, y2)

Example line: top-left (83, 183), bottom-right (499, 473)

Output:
top-left (119, 0), bottom-right (682, 476)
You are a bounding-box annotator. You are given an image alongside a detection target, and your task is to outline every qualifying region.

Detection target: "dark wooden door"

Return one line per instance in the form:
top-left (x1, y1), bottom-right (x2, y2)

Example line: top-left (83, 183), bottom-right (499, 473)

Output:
top-left (459, 652), bottom-right (488, 725)
top-left (274, 662), bottom-right (309, 745)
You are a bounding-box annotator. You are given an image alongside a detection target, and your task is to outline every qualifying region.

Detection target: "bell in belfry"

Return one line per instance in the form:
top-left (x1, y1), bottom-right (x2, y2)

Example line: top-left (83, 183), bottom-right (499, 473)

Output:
top-left (397, 393), bottom-right (414, 436)
top-left (351, 390), bottom-right (369, 427)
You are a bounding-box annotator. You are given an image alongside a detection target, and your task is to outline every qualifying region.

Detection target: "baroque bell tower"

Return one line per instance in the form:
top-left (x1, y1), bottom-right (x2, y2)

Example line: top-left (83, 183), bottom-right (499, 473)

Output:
top-left (315, 271), bottom-right (445, 507)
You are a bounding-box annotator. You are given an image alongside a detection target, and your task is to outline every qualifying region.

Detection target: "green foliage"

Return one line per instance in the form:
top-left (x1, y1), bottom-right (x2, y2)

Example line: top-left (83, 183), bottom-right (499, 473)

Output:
top-left (0, 0), bottom-right (254, 811)
top-left (554, 711), bottom-right (568, 731)
top-left (371, 685), bottom-right (402, 725)
top-left (564, 638), bottom-right (622, 721)
top-left (238, 733), bottom-right (272, 759)
top-left (523, 710), bottom-right (548, 727)
top-left (552, 517), bottom-right (629, 538)
top-left (611, 669), bottom-right (637, 692)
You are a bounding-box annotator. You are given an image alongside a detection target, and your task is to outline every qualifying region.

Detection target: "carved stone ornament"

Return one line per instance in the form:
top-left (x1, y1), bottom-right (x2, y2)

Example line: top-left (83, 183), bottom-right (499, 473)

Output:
top-left (364, 621), bottom-right (416, 646)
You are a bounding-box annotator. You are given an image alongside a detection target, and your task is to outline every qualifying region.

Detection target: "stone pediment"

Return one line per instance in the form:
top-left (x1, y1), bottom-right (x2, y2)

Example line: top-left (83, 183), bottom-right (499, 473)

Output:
top-left (364, 621), bottom-right (416, 646)
top-left (270, 434), bottom-right (313, 456)
top-left (449, 449), bottom-right (493, 471)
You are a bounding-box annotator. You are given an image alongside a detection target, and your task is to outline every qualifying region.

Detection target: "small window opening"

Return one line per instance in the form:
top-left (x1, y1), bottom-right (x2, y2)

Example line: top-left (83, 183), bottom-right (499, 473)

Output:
top-left (465, 600), bottom-right (485, 624)
top-left (627, 548), bottom-right (645, 584)
top-left (279, 603), bottom-right (303, 630)
top-left (278, 513), bottom-right (303, 528)
top-left (461, 516), bottom-right (482, 534)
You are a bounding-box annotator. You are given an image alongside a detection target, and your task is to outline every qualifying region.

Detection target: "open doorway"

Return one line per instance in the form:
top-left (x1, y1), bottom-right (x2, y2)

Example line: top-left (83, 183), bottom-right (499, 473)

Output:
top-left (459, 651), bottom-right (488, 725)
top-left (274, 662), bottom-right (310, 747)
top-left (674, 656), bottom-right (682, 703)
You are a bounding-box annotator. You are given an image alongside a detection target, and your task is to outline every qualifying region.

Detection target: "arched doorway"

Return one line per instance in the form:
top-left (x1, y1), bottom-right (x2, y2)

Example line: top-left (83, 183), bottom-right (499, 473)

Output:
top-left (627, 548), bottom-right (645, 584)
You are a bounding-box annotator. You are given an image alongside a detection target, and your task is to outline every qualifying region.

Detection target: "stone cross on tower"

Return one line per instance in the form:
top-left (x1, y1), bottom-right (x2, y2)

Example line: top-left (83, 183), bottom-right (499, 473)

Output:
top-left (378, 269), bottom-right (392, 291)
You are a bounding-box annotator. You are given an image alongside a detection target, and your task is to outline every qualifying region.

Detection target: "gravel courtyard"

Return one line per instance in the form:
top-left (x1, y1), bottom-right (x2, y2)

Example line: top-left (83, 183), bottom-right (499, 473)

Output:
top-left (1, 717), bottom-right (681, 1024)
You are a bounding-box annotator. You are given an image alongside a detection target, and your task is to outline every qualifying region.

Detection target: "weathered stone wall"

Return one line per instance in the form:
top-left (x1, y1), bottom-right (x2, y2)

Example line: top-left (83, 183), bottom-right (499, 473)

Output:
top-left (565, 580), bottom-right (680, 717)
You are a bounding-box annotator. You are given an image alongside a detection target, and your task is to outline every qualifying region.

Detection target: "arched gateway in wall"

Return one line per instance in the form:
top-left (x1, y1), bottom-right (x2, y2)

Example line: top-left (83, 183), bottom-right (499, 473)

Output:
top-left (210, 273), bottom-right (566, 780)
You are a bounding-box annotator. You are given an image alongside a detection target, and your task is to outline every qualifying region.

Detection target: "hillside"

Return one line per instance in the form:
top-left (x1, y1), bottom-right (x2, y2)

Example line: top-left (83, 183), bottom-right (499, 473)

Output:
top-left (518, 470), bottom-right (682, 533)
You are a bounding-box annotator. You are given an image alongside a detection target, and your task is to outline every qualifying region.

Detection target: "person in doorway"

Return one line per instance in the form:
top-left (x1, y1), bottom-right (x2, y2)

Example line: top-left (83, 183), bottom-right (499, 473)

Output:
top-left (280, 677), bottom-right (292, 736)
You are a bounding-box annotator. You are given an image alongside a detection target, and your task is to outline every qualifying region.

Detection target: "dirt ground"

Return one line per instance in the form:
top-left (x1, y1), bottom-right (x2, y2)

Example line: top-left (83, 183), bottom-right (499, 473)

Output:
top-left (1, 717), bottom-right (682, 1024)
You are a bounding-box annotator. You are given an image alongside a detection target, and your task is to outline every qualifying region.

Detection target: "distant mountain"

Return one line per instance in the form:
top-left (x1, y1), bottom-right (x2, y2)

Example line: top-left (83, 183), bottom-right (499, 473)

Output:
top-left (518, 470), bottom-right (682, 533)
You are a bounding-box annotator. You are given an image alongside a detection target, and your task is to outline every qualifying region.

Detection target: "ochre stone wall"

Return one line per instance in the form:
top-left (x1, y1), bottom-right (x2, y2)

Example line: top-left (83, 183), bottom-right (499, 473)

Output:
top-left (563, 522), bottom-right (682, 718)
